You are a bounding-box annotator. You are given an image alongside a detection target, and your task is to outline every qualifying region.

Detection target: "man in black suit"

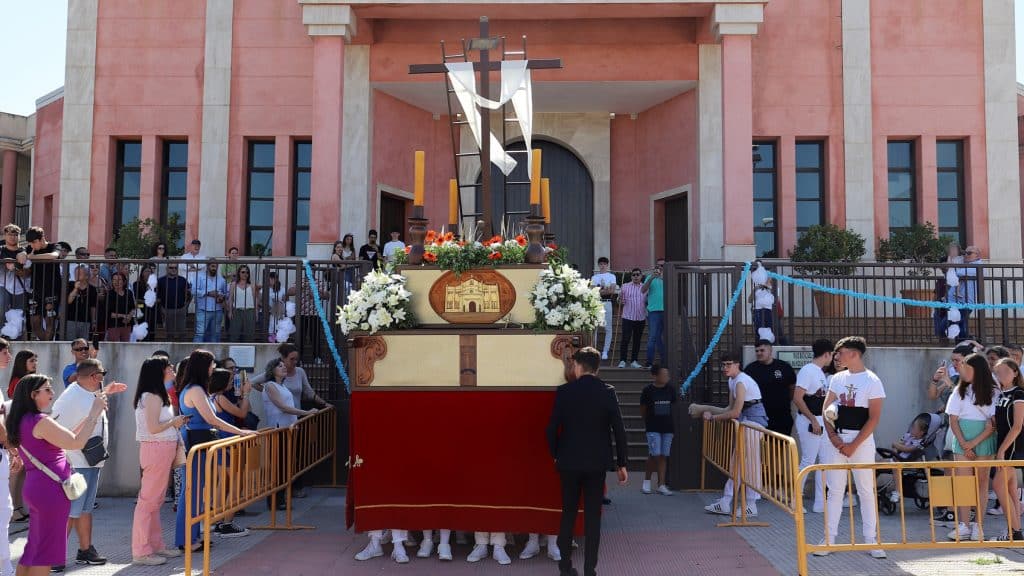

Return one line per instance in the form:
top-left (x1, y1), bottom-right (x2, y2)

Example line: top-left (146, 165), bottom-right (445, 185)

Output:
top-left (546, 347), bottom-right (629, 576)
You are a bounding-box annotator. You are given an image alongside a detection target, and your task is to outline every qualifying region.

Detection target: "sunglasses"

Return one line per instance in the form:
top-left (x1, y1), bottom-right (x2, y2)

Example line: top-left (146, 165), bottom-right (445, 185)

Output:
top-left (72, 347), bottom-right (88, 352)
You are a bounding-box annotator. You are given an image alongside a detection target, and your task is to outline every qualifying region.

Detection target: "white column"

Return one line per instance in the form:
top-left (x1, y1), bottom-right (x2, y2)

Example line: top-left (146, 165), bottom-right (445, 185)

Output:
top-left (341, 44), bottom-right (371, 239)
top-left (698, 44), bottom-right (724, 261)
top-left (58, 0), bottom-right (98, 250)
top-left (197, 0), bottom-right (234, 258)
top-left (983, 0), bottom-right (1022, 261)
top-left (841, 0), bottom-right (875, 256)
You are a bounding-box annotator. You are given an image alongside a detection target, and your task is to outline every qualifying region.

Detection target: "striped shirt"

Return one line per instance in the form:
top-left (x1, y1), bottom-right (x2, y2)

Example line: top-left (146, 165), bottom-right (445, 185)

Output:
top-left (620, 282), bottom-right (647, 321)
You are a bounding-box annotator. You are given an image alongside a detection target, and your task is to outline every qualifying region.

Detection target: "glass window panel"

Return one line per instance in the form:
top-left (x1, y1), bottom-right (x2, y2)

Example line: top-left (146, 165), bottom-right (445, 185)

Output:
top-left (248, 199), bottom-right (274, 227)
top-left (295, 199), bottom-right (310, 227)
top-left (753, 172), bottom-right (775, 200)
top-left (296, 172), bottom-right (311, 200)
top-left (121, 142), bottom-right (142, 167)
top-left (795, 142), bottom-right (822, 169)
top-left (937, 172), bottom-right (960, 200)
top-left (249, 231), bottom-right (272, 256)
top-left (251, 143), bottom-right (275, 169)
top-left (249, 173), bottom-right (274, 199)
top-left (887, 172), bottom-right (912, 200)
top-left (754, 201), bottom-right (775, 228)
top-left (889, 201), bottom-right (912, 229)
top-left (797, 201), bottom-right (822, 229)
top-left (938, 201), bottom-right (960, 229)
top-left (755, 231), bottom-right (776, 258)
top-left (166, 199), bottom-right (186, 220)
top-left (753, 143), bottom-right (775, 169)
top-left (166, 142), bottom-right (188, 168)
top-left (295, 142), bottom-right (312, 169)
top-left (121, 172), bottom-right (141, 199)
top-left (887, 141), bottom-right (912, 169)
top-left (293, 230), bottom-right (309, 257)
top-left (936, 141), bottom-right (962, 169)
top-left (167, 172), bottom-right (187, 198)
top-left (120, 199), bottom-right (139, 225)
top-left (795, 172), bottom-right (822, 200)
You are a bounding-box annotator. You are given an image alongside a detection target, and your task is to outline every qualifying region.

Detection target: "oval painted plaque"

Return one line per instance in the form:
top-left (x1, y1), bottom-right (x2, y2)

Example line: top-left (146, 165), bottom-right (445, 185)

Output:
top-left (428, 269), bottom-right (517, 324)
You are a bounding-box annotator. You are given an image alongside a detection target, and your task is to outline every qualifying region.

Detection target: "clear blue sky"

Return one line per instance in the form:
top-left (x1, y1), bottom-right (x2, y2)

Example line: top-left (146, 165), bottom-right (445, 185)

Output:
top-left (2, 1), bottom-right (1024, 117)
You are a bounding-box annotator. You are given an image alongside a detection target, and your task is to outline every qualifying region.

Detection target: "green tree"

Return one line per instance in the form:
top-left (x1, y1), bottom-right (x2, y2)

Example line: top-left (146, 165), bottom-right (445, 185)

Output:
top-left (111, 215), bottom-right (183, 259)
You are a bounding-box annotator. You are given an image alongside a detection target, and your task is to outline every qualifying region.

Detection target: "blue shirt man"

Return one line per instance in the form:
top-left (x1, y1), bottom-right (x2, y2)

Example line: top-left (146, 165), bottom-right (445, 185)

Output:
top-left (193, 262), bottom-right (227, 342)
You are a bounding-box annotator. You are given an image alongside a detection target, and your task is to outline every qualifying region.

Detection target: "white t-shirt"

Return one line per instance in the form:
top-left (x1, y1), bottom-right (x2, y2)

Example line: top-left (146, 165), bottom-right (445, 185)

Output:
top-left (946, 385), bottom-right (997, 421)
top-left (383, 240), bottom-right (405, 261)
top-left (729, 372), bottom-right (762, 402)
top-left (796, 363), bottom-right (827, 396)
top-left (591, 272), bottom-right (617, 294)
top-left (827, 369), bottom-right (886, 408)
top-left (264, 380), bottom-right (298, 428)
top-left (135, 392), bottom-right (180, 442)
top-left (51, 383), bottom-right (108, 469)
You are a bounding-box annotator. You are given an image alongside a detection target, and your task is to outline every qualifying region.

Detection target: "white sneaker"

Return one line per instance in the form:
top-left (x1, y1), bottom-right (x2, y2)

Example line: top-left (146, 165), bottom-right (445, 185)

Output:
top-left (392, 546), bottom-right (410, 564)
top-left (889, 492), bottom-right (900, 503)
top-left (438, 543), bottom-right (453, 561)
top-left (617, 361), bottom-right (627, 368)
top-left (467, 544), bottom-right (489, 563)
top-left (520, 540), bottom-right (540, 560)
top-left (355, 540), bottom-right (383, 561)
top-left (630, 361), bottom-right (643, 369)
top-left (642, 482), bottom-right (652, 495)
top-left (812, 539), bottom-right (831, 557)
top-left (132, 555), bottom-right (167, 566)
top-left (493, 545), bottom-right (511, 565)
top-left (658, 485), bottom-right (673, 496)
top-left (970, 522), bottom-right (983, 541)
top-left (745, 503), bottom-right (758, 517)
top-left (947, 522), bottom-right (971, 541)
top-left (704, 499), bottom-right (732, 515)
top-left (988, 505), bottom-right (1005, 516)
top-left (547, 545), bottom-right (561, 561)
top-left (417, 539), bottom-right (434, 558)
top-left (870, 549), bottom-right (887, 559)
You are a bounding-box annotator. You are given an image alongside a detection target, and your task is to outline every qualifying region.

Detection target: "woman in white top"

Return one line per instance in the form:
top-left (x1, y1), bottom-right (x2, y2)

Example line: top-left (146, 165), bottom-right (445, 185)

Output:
top-left (261, 358), bottom-right (315, 429)
top-left (792, 339), bottom-right (834, 514)
top-left (265, 271), bottom-right (287, 342)
top-left (227, 264), bottom-right (259, 342)
top-left (132, 357), bottom-right (189, 566)
top-left (702, 350), bottom-right (768, 517)
top-left (945, 353), bottom-right (998, 542)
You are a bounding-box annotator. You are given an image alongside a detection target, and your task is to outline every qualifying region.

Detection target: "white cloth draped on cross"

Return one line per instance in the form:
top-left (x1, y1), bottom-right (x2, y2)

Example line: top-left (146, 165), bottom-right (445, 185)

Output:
top-left (445, 61), bottom-right (534, 177)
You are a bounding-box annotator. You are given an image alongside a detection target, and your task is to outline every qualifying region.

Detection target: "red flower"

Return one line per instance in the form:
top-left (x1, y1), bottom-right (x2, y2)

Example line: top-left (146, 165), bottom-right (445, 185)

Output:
top-left (547, 243), bottom-right (558, 250)
top-left (515, 234), bottom-right (527, 247)
top-left (487, 235), bottom-right (503, 245)
top-left (423, 252), bottom-right (437, 263)
top-left (442, 232), bottom-right (454, 242)
top-left (425, 230), bottom-right (438, 243)
top-left (488, 252), bottom-right (502, 260)
top-left (403, 246), bottom-right (411, 254)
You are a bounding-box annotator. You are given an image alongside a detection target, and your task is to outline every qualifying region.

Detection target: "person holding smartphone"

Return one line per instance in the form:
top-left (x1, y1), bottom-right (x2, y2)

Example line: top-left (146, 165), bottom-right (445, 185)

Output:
top-left (641, 259), bottom-right (666, 368)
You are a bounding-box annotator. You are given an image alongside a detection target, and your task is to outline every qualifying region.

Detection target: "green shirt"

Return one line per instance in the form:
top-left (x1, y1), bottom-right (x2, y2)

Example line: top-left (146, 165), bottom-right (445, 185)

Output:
top-left (645, 276), bottom-right (664, 312)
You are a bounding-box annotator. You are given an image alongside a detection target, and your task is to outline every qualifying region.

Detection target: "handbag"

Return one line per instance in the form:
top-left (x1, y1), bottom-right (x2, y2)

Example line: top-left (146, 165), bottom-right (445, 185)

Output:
top-left (185, 427), bottom-right (218, 450)
top-left (82, 435), bottom-right (108, 466)
top-left (19, 445), bottom-right (87, 500)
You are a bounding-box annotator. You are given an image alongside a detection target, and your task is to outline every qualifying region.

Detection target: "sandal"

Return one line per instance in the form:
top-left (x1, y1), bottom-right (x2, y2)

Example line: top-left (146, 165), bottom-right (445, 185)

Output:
top-left (11, 508), bottom-right (29, 522)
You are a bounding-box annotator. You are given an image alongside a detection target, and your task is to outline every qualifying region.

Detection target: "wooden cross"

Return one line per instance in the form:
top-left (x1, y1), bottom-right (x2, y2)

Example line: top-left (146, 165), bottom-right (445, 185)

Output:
top-left (409, 16), bottom-right (561, 235)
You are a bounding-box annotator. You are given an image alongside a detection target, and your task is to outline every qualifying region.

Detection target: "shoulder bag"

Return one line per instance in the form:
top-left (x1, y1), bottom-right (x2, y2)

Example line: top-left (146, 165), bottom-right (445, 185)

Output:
top-left (19, 445), bottom-right (87, 500)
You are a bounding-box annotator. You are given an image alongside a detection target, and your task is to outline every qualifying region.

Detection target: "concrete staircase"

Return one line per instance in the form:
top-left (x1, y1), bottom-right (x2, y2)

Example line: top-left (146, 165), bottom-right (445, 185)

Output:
top-left (601, 366), bottom-right (654, 471)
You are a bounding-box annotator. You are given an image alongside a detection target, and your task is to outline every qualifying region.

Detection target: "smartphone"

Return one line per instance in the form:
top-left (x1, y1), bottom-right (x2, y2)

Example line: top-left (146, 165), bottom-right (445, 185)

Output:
top-left (91, 336), bottom-right (100, 352)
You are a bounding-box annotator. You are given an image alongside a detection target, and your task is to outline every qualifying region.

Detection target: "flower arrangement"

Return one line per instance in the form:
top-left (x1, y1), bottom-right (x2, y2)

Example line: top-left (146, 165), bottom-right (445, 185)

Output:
top-left (392, 229), bottom-right (538, 275)
top-left (528, 264), bottom-right (605, 332)
top-left (337, 269), bottom-right (417, 334)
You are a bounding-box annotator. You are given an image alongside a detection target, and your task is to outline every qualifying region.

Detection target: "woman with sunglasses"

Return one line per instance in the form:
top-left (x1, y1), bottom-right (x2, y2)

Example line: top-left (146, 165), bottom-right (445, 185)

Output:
top-left (227, 265), bottom-right (259, 342)
top-left (149, 243), bottom-right (169, 279)
top-left (8, 375), bottom-right (106, 575)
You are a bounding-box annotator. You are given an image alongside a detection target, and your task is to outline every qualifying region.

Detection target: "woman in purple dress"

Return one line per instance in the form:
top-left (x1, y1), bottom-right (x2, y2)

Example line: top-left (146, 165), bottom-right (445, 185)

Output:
top-left (7, 374), bottom-right (106, 575)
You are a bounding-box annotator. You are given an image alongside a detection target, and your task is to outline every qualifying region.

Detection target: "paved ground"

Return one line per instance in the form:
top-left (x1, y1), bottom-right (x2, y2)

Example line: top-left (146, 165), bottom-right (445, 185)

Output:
top-left (9, 477), bottom-right (1024, 575)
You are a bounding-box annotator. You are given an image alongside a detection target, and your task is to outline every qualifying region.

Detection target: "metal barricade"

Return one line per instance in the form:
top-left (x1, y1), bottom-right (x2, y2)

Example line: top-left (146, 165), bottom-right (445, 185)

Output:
top-left (700, 417), bottom-right (738, 490)
top-left (794, 459), bottom-right (1024, 576)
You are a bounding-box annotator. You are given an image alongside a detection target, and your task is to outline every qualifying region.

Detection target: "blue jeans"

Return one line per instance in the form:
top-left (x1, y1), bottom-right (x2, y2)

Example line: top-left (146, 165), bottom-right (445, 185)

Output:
top-left (68, 467), bottom-right (101, 518)
top-left (174, 454), bottom-right (205, 548)
top-left (646, 311), bottom-right (666, 365)
top-left (194, 309), bottom-right (223, 343)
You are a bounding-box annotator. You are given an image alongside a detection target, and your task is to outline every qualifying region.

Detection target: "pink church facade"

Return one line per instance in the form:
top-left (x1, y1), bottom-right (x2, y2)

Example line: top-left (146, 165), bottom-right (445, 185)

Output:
top-left (5, 0), bottom-right (1023, 268)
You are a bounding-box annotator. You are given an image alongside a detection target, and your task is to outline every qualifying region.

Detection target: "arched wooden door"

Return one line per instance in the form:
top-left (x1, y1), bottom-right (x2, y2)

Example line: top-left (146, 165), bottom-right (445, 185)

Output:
top-left (477, 140), bottom-right (594, 272)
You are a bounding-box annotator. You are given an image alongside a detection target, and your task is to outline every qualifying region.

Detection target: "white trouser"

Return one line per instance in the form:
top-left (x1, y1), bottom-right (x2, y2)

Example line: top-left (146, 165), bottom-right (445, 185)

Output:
top-left (368, 529), bottom-right (408, 543)
top-left (0, 450), bottom-right (10, 576)
top-left (796, 413), bottom-right (828, 510)
top-left (422, 529), bottom-right (450, 543)
top-left (474, 532), bottom-right (506, 546)
top-left (528, 533), bottom-right (558, 547)
top-left (592, 301), bottom-right (613, 355)
top-left (823, 433), bottom-right (877, 544)
top-left (723, 424), bottom-right (762, 503)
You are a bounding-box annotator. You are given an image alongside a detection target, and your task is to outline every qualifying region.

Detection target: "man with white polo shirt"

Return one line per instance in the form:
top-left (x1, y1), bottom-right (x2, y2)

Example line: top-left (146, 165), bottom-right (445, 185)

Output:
top-left (590, 257), bottom-right (617, 361)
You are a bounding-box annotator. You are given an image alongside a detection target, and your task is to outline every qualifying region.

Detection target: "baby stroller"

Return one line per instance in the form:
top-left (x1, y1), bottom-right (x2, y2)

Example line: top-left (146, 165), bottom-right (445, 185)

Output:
top-left (875, 412), bottom-right (946, 516)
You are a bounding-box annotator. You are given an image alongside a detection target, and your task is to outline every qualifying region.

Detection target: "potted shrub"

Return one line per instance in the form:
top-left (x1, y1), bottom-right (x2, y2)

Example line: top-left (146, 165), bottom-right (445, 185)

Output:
top-left (876, 222), bottom-right (953, 317)
top-left (788, 224), bottom-right (866, 317)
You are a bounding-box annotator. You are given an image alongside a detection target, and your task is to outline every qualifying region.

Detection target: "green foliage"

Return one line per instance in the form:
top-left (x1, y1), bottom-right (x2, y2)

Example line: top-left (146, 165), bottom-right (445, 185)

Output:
top-left (110, 215), bottom-right (183, 259)
top-left (788, 224), bottom-right (866, 276)
top-left (876, 222), bottom-right (952, 270)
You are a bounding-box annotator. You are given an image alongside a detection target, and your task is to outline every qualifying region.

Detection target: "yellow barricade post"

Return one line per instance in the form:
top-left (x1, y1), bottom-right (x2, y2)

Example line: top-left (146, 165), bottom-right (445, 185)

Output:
top-left (795, 459), bottom-right (1024, 576)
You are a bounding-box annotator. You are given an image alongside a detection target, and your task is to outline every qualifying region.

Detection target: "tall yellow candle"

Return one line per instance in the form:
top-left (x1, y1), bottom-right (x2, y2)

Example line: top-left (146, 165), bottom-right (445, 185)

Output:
top-left (529, 148), bottom-right (542, 205)
top-left (449, 179), bottom-right (459, 225)
top-left (413, 150), bottom-right (425, 206)
top-left (541, 178), bottom-right (551, 224)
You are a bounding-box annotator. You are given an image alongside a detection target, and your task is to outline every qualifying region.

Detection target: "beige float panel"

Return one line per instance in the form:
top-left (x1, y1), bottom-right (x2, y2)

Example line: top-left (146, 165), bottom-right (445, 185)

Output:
top-left (476, 334), bottom-right (563, 387)
top-left (401, 267), bottom-right (543, 325)
top-left (369, 334), bottom-right (461, 386)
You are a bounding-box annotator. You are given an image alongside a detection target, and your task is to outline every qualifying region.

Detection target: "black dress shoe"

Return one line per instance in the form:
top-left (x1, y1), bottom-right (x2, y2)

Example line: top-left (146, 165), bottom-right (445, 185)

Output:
top-left (559, 569), bottom-right (579, 576)
top-left (602, 497), bottom-right (612, 505)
